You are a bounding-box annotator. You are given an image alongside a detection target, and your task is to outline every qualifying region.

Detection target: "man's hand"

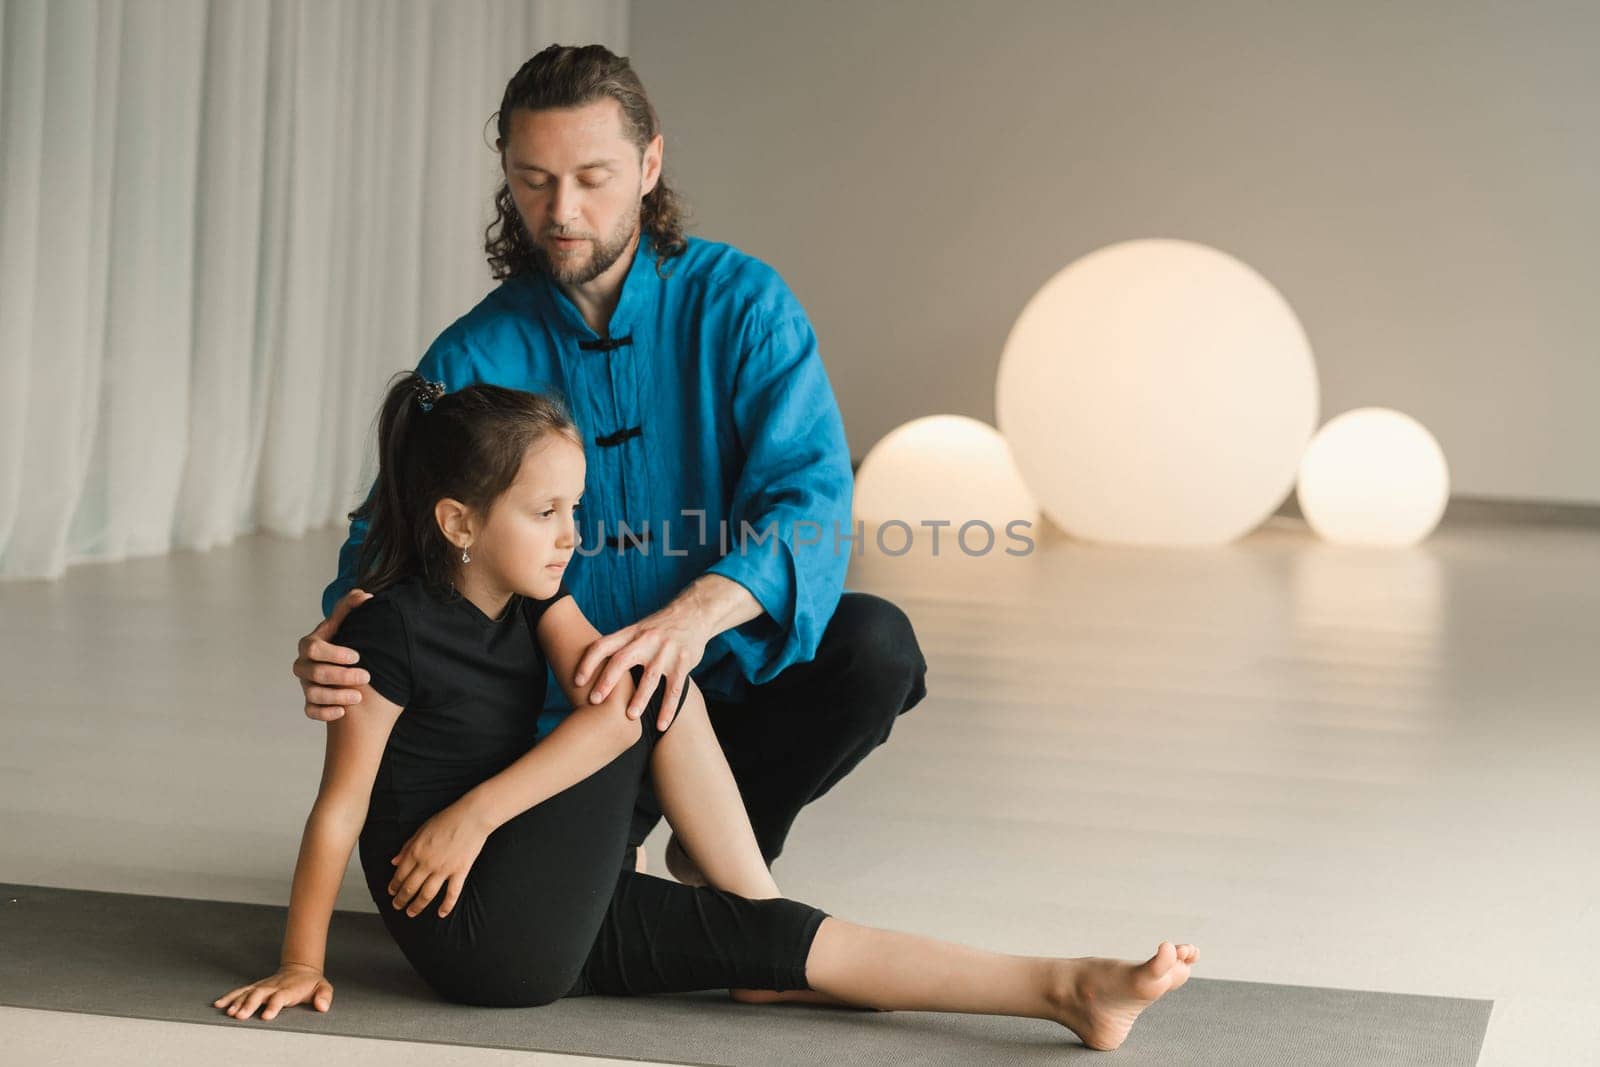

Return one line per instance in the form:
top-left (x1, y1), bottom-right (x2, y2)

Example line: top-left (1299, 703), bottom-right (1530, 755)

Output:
top-left (575, 599), bottom-right (712, 730)
top-left (294, 589), bottom-right (373, 722)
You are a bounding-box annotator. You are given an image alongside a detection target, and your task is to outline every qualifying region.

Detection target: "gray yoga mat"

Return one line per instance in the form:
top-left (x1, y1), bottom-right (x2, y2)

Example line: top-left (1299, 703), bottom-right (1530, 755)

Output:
top-left (0, 882), bottom-right (1491, 1065)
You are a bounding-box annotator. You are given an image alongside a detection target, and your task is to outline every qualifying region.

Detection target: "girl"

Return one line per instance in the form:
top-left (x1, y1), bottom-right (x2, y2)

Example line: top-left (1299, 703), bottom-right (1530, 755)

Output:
top-left (212, 373), bottom-right (1199, 1051)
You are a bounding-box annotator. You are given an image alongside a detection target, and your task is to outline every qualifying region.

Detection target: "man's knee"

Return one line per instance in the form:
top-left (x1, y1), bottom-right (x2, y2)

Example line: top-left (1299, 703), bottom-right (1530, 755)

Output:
top-left (822, 594), bottom-right (927, 712)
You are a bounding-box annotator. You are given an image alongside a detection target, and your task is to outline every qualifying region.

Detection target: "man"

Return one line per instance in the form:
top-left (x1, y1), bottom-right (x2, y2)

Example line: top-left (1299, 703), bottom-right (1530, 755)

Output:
top-left (293, 44), bottom-right (927, 880)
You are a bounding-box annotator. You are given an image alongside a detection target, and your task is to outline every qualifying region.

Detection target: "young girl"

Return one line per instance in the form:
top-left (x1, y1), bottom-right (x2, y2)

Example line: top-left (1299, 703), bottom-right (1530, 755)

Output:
top-left (213, 373), bottom-right (1199, 1051)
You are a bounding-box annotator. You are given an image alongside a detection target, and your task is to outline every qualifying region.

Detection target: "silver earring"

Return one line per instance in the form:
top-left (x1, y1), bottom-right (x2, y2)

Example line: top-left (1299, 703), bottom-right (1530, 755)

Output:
top-left (461, 547), bottom-right (471, 564)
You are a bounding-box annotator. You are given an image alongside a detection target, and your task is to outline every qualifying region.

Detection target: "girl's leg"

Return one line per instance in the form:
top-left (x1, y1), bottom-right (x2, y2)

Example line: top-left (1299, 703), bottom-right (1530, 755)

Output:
top-left (803, 919), bottom-right (1199, 1051)
top-left (648, 680), bottom-right (782, 900)
top-left (648, 682), bottom-right (863, 1007)
top-left (358, 725), bottom-right (658, 1007)
top-left (645, 681), bottom-right (1200, 1046)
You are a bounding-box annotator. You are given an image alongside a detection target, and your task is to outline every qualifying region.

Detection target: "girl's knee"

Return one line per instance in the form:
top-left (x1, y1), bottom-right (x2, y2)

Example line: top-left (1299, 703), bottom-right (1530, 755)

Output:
top-left (673, 677), bottom-right (705, 726)
top-left (652, 675), bottom-right (704, 737)
top-left (627, 665), bottom-right (700, 736)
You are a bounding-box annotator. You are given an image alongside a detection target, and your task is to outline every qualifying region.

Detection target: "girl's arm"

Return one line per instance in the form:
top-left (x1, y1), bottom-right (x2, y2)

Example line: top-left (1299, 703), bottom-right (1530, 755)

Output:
top-left (454, 596), bottom-right (645, 833)
top-left (215, 684), bottom-right (402, 1020)
top-left (280, 684), bottom-right (404, 970)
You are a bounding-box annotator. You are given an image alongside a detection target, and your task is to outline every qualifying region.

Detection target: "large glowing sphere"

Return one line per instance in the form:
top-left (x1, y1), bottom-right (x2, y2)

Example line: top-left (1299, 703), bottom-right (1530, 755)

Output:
top-left (995, 239), bottom-right (1319, 545)
top-left (854, 415), bottom-right (1040, 533)
top-left (1297, 408), bottom-right (1449, 546)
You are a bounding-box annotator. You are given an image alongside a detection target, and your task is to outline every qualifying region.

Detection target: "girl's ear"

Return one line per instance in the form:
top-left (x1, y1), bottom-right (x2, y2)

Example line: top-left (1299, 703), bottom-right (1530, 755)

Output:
top-left (435, 498), bottom-right (474, 548)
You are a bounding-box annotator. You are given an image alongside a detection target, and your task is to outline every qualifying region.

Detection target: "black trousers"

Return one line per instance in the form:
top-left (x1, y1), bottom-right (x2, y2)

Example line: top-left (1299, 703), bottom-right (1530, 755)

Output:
top-left (357, 670), bottom-right (828, 1008)
top-left (626, 592), bottom-right (929, 867)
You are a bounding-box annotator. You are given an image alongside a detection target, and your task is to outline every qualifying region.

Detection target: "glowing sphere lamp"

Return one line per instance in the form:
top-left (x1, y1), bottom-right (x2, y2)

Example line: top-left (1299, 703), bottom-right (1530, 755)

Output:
top-left (854, 415), bottom-right (1039, 532)
top-left (1297, 407), bottom-right (1449, 546)
top-left (995, 239), bottom-right (1319, 545)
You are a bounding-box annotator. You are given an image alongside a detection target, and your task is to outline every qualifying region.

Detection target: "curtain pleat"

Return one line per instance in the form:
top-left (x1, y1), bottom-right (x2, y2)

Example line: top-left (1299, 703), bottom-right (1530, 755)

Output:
top-left (0, 0), bottom-right (628, 578)
top-left (174, 0), bottom-right (269, 552)
top-left (0, 0), bottom-right (50, 567)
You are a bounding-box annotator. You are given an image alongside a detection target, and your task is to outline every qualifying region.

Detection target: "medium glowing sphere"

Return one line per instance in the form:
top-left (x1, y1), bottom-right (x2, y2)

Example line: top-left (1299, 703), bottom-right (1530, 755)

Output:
top-left (854, 415), bottom-right (1039, 533)
top-left (1296, 408), bottom-right (1449, 546)
top-left (995, 239), bottom-right (1319, 545)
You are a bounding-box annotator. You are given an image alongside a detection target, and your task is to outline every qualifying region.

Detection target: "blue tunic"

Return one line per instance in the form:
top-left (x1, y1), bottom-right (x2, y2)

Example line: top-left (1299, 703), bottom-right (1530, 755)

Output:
top-left (323, 233), bottom-right (854, 738)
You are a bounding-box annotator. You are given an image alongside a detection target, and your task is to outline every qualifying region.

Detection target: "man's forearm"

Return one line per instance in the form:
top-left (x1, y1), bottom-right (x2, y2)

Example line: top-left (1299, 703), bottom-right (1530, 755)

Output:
top-left (678, 573), bottom-right (763, 639)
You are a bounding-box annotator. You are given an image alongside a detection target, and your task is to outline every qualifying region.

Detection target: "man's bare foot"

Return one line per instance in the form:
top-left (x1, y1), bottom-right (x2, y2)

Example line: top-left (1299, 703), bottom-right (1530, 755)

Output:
top-left (634, 847), bottom-right (648, 874)
top-left (1051, 942), bottom-right (1199, 1051)
top-left (665, 832), bottom-right (707, 886)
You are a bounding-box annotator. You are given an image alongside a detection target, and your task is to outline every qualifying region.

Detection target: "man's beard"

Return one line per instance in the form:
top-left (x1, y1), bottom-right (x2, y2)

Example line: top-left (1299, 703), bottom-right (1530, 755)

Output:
top-left (530, 206), bottom-right (640, 285)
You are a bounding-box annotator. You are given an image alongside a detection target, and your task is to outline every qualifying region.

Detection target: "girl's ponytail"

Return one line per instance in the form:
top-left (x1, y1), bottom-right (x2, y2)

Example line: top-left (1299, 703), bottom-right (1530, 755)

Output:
top-left (350, 373), bottom-right (439, 594)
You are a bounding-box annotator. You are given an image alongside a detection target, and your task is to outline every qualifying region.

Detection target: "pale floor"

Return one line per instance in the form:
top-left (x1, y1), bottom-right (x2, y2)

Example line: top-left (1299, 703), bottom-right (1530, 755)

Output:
top-left (2, 516), bottom-right (1596, 1065)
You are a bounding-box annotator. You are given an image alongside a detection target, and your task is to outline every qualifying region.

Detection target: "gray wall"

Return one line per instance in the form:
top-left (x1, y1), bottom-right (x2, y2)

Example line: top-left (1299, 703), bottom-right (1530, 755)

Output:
top-left (629, 0), bottom-right (1598, 506)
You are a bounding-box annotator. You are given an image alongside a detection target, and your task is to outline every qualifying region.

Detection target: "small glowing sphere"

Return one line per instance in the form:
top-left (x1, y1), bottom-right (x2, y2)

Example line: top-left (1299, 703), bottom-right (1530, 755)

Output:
top-left (1297, 408), bottom-right (1449, 546)
top-left (854, 415), bottom-right (1039, 533)
top-left (995, 239), bottom-right (1319, 545)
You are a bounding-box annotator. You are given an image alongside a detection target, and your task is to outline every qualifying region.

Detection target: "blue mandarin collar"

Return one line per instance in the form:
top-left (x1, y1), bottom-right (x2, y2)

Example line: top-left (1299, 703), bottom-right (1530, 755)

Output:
top-left (532, 231), bottom-right (662, 341)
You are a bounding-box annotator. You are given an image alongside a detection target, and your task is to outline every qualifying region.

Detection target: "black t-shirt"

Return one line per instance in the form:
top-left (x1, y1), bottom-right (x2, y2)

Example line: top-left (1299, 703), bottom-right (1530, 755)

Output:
top-left (334, 573), bottom-right (572, 828)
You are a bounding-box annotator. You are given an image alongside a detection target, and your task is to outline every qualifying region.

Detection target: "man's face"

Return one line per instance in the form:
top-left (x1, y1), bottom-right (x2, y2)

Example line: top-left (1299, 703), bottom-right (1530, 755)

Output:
top-left (499, 98), bottom-right (662, 286)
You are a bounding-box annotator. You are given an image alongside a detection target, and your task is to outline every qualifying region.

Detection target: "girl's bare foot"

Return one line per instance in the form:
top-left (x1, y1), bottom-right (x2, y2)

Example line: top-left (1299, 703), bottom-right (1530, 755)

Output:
top-left (1052, 942), bottom-right (1199, 1051)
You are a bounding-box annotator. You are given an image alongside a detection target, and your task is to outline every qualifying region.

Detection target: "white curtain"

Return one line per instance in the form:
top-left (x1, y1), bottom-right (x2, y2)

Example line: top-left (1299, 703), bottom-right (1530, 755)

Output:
top-left (0, 0), bottom-right (628, 578)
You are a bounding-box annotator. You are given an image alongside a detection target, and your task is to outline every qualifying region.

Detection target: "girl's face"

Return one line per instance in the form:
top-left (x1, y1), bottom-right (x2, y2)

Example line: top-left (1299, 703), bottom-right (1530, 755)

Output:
top-left (468, 433), bottom-right (585, 599)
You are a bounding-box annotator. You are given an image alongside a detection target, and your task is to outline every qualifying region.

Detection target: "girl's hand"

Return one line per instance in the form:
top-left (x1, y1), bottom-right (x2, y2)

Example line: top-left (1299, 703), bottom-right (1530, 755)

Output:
top-left (213, 963), bottom-right (332, 1021)
top-left (389, 803), bottom-right (490, 918)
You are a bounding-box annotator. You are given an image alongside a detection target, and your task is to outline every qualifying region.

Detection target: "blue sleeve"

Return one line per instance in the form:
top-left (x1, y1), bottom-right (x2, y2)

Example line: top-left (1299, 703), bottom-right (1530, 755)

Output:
top-left (321, 336), bottom-right (480, 617)
top-left (321, 507), bottom-right (370, 618)
top-left (705, 312), bottom-right (854, 684)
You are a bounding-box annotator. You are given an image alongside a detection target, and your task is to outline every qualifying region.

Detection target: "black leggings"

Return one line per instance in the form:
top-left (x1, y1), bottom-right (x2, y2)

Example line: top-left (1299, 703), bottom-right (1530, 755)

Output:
top-left (356, 674), bottom-right (829, 1008)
